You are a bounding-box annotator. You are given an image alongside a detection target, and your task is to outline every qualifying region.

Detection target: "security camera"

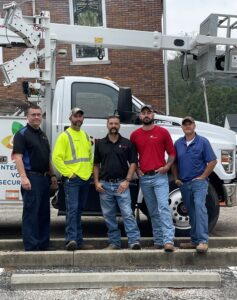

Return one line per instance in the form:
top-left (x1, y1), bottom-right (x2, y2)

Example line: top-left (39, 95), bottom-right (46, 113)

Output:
top-left (57, 49), bottom-right (67, 57)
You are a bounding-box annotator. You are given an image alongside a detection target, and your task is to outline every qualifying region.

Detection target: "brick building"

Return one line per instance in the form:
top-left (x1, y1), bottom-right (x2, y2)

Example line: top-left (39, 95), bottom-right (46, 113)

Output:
top-left (0, 0), bottom-right (165, 111)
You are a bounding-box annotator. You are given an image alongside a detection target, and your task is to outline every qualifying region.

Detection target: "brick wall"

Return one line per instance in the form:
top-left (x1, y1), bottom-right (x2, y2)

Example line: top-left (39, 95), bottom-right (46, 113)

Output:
top-left (0, 0), bottom-right (165, 111)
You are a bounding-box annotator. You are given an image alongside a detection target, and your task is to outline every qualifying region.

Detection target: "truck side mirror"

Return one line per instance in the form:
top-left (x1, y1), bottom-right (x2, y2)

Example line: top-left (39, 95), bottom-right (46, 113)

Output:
top-left (117, 87), bottom-right (138, 123)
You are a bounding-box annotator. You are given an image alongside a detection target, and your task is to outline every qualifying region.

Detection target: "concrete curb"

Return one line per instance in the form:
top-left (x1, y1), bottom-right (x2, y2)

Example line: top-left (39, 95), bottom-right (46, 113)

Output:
top-left (73, 248), bottom-right (237, 268)
top-left (1, 248), bottom-right (237, 268)
top-left (0, 251), bottom-right (73, 268)
top-left (1, 237), bottom-right (237, 251)
top-left (11, 271), bottom-right (221, 289)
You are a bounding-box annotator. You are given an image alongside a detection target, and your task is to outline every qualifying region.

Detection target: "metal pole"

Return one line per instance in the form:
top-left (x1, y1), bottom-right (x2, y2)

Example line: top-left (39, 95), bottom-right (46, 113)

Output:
top-left (201, 77), bottom-right (210, 123)
top-left (32, 0), bottom-right (35, 15)
top-left (163, 0), bottom-right (169, 115)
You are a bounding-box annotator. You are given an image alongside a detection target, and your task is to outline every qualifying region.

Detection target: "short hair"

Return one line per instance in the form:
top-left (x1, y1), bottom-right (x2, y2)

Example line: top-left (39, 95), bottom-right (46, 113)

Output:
top-left (26, 103), bottom-right (42, 115)
top-left (107, 115), bottom-right (120, 122)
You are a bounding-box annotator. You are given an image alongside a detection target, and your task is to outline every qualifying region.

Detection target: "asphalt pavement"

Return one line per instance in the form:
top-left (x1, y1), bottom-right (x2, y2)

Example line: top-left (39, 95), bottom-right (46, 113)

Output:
top-left (1, 204), bottom-right (237, 239)
top-left (0, 205), bottom-right (237, 299)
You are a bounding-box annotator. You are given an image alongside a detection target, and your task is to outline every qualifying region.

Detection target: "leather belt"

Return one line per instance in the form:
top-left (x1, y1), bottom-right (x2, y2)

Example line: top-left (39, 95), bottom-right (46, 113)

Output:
top-left (143, 170), bottom-right (158, 176)
top-left (26, 171), bottom-right (49, 177)
top-left (105, 178), bottom-right (125, 183)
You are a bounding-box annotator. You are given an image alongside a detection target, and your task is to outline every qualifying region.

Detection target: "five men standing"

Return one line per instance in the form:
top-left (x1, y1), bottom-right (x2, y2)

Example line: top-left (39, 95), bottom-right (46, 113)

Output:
top-left (14, 103), bottom-right (215, 253)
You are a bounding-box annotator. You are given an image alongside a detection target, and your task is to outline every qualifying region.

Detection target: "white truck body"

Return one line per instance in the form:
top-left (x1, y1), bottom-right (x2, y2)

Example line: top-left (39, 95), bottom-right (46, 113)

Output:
top-left (0, 116), bottom-right (26, 203)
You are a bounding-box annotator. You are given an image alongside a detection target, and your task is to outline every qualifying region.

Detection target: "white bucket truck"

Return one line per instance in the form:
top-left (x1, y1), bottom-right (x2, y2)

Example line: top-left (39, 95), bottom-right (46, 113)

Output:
top-left (0, 2), bottom-right (236, 235)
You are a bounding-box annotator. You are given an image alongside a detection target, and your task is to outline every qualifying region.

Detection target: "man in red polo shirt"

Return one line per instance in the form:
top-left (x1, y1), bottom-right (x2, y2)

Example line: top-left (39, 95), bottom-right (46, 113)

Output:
top-left (130, 105), bottom-right (176, 252)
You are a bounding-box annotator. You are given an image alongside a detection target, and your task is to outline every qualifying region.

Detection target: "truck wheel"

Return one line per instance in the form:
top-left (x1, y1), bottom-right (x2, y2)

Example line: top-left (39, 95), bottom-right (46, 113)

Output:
top-left (206, 183), bottom-right (220, 232)
top-left (138, 182), bottom-right (220, 237)
top-left (169, 185), bottom-right (191, 237)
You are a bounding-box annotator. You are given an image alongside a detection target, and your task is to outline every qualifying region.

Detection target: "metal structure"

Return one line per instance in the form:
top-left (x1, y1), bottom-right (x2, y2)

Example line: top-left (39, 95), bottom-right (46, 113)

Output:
top-left (1, 3), bottom-right (237, 85)
top-left (1, 2), bottom-right (237, 137)
top-left (196, 14), bottom-right (237, 78)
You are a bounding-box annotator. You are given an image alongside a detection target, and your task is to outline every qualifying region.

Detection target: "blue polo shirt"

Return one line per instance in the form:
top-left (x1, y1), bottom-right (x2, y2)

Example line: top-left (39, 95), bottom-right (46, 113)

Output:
top-left (175, 134), bottom-right (216, 182)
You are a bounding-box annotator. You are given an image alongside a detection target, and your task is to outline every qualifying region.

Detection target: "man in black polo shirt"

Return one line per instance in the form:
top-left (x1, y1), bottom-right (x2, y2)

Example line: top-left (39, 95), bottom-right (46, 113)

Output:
top-left (93, 115), bottom-right (141, 250)
top-left (13, 104), bottom-right (57, 251)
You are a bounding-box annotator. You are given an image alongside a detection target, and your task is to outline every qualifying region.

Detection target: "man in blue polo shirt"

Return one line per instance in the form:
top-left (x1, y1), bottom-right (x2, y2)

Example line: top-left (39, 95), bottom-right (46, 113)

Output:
top-left (172, 116), bottom-right (217, 253)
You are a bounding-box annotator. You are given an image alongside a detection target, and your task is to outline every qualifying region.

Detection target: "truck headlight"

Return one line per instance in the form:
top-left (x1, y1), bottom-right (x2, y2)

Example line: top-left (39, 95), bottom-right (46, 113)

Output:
top-left (221, 150), bottom-right (234, 174)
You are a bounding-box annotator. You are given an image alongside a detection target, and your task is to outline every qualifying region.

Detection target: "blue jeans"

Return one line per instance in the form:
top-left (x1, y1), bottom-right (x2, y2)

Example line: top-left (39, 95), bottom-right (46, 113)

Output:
top-left (180, 179), bottom-right (209, 244)
top-left (64, 176), bottom-right (90, 246)
top-left (99, 180), bottom-right (140, 247)
top-left (21, 174), bottom-right (50, 251)
top-left (140, 173), bottom-right (174, 246)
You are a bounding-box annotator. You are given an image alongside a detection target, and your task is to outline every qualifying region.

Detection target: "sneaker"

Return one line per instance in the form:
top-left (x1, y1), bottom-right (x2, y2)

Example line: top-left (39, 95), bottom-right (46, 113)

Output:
top-left (77, 244), bottom-right (94, 250)
top-left (164, 243), bottom-right (175, 252)
top-left (129, 242), bottom-right (141, 250)
top-left (153, 244), bottom-right (163, 250)
top-left (103, 244), bottom-right (121, 250)
top-left (65, 240), bottom-right (77, 251)
top-left (179, 242), bottom-right (197, 249)
top-left (196, 243), bottom-right (208, 253)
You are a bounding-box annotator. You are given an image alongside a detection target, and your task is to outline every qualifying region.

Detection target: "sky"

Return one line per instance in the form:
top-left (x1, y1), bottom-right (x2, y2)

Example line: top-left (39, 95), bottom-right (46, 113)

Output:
top-left (166, 0), bottom-right (237, 36)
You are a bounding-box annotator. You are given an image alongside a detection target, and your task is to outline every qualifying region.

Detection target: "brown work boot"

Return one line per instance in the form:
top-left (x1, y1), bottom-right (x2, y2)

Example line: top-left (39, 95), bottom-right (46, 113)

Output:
top-left (129, 242), bottom-right (142, 250)
top-left (196, 243), bottom-right (208, 253)
top-left (179, 242), bottom-right (197, 249)
top-left (65, 240), bottom-right (77, 251)
top-left (103, 244), bottom-right (121, 250)
top-left (164, 243), bottom-right (175, 252)
top-left (77, 243), bottom-right (94, 250)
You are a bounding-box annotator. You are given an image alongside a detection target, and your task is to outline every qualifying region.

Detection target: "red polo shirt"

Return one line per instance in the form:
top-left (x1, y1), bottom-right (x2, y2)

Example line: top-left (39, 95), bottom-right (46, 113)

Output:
top-left (130, 125), bottom-right (176, 173)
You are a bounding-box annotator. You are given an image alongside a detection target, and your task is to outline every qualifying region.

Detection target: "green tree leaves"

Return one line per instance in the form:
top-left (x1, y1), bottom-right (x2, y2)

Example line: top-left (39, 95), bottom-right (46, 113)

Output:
top-left (168, 55), bottom-right (237, 126)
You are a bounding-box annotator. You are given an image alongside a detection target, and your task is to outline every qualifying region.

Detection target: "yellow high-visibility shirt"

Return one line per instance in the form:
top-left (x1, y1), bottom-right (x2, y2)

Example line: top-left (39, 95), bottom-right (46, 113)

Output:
top-left (52, 127), bottom-right (93, 180)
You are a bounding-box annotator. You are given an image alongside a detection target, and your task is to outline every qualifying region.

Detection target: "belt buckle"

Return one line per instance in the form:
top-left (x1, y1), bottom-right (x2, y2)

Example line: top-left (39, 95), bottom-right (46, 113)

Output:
top-left (108, 178), bottom-right (122, 183)
top-left (108, 179), bottom-right (116, 183)
top-left (145, 170), bottom-right (157, 176)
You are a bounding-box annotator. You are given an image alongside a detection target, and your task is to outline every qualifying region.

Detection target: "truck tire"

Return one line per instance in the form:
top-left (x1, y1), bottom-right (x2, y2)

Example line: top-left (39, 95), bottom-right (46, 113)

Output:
top-left (138, 181), bottom-right (220, 237)
top-left (206, 183), bottom-right (220, 232)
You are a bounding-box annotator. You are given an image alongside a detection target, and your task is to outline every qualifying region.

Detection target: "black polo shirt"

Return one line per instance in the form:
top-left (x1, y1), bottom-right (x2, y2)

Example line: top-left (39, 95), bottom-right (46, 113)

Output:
top-left (94, 134), bottom-right (138, 180)
top-left (13, 123), bottom-right (50, 173)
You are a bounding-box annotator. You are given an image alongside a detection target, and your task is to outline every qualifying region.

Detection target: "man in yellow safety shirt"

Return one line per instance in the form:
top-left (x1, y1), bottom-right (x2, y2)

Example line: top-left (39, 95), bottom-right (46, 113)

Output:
top-left (52, 107), bottom-right (94, 251)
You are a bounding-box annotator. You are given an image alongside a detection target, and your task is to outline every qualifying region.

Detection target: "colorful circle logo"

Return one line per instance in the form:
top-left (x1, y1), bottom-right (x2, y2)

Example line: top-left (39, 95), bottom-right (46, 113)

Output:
top-left (1, 121), bottom-right (24, 149)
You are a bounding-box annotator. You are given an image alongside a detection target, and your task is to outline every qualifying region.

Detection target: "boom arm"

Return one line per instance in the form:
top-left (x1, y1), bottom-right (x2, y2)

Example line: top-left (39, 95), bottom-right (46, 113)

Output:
top-left (1, 2), bottom-right (237, 85)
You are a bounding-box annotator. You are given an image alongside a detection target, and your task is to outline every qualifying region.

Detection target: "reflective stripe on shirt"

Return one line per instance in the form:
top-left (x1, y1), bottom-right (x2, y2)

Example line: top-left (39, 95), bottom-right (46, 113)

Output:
top-left (64, 130), bottom-right (90, 164)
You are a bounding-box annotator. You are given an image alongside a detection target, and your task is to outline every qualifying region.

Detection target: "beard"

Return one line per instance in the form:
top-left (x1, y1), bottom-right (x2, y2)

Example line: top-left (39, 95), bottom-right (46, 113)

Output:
top-left (71, 120), bottom-right (83, 127)
top-left (109, 127), bottom-right (119, 134)
top-left (142, 118), bottom-right (154, 125)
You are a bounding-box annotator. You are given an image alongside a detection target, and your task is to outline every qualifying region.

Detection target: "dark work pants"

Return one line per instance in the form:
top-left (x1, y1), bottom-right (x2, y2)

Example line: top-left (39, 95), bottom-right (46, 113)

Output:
top-left (21, 174), bottom-right (50, 251)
